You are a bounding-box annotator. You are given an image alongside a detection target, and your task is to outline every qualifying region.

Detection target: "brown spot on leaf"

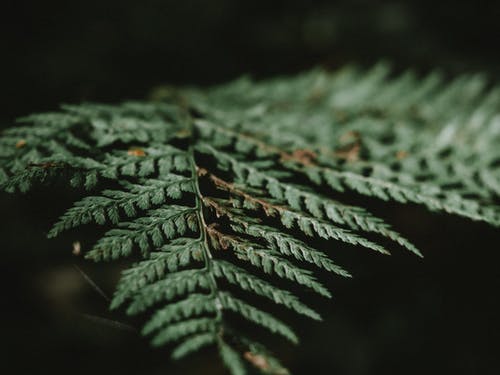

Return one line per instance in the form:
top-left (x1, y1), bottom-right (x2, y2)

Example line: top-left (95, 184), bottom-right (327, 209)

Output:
top-left (396, 150), bottom-right (408, 160)
top-left (127, 148), bottom-right (146, 157)
top-left (281, 149), bottom-right (317, 166)
top-left (339, 130), bottom-right (360, 144)
top-left (197, 167), bottom-right (208, 177)
top-left (192, 249), bottom-right (203, 261)
top-left (207, 224), bottom-right (233, 250)
top-left (202, 197), bottom-right (227, 219)
top-left (207, 173), bottom-right (284, 217)
top-left (335, 131), bottom-right (362, 162)
top-left (244, 352), bottom-right (270, 371)
top-left (16, 139), bottom-right (27, 148)
top-left (334, 143), bottom-right (361, 162)
top-left (206, 224), bottom-right (258, 258)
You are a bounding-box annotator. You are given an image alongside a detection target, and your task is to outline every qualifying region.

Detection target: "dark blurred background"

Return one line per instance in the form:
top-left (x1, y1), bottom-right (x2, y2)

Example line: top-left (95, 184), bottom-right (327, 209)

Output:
top-left (1, 1), bottom-right (500, 374)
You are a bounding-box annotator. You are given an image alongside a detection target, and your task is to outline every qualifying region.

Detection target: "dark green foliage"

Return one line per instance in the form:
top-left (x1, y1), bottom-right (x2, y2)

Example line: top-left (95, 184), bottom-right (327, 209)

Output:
top-left (1, 63), bottom-right (499, 374)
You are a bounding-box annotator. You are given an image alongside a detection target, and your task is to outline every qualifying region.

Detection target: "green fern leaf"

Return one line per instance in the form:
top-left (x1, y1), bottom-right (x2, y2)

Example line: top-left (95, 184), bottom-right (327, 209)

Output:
top-left (1, 62), bottom-right (499, 374)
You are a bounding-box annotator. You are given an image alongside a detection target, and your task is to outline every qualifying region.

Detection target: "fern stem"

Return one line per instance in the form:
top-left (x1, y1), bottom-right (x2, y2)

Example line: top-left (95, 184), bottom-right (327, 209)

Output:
top-left (188, 144), bottom-right (224, 329)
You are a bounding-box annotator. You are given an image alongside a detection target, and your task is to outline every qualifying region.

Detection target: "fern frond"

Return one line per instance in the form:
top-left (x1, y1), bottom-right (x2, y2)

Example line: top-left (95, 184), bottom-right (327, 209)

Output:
top-left (112, 268), bottom-right (211, 313)
top-left (86, 208), bottom-right (198, 260)
top-left (199, 145), bottom-right (394, 254)
top-left (48, 178), bottom-right (194, 237)
top-left (2, 63), bottom-right (499, 374)
top-left (212, 260), bottom-right (321, 321)
top-left (142, 294), bottom-right (217, 335)
top-left (207, 225), bottom-right (330, 297)
top-left (170, 333), bottom-right (217, 360)
top-left (232, 223), bottom-right (352, 277)
top-left (218, 340), bottom-right (247, 375)
top-left (218, 292), bottom-right (299, 344)
top-left (151, 317), bottom-right (217, 347)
